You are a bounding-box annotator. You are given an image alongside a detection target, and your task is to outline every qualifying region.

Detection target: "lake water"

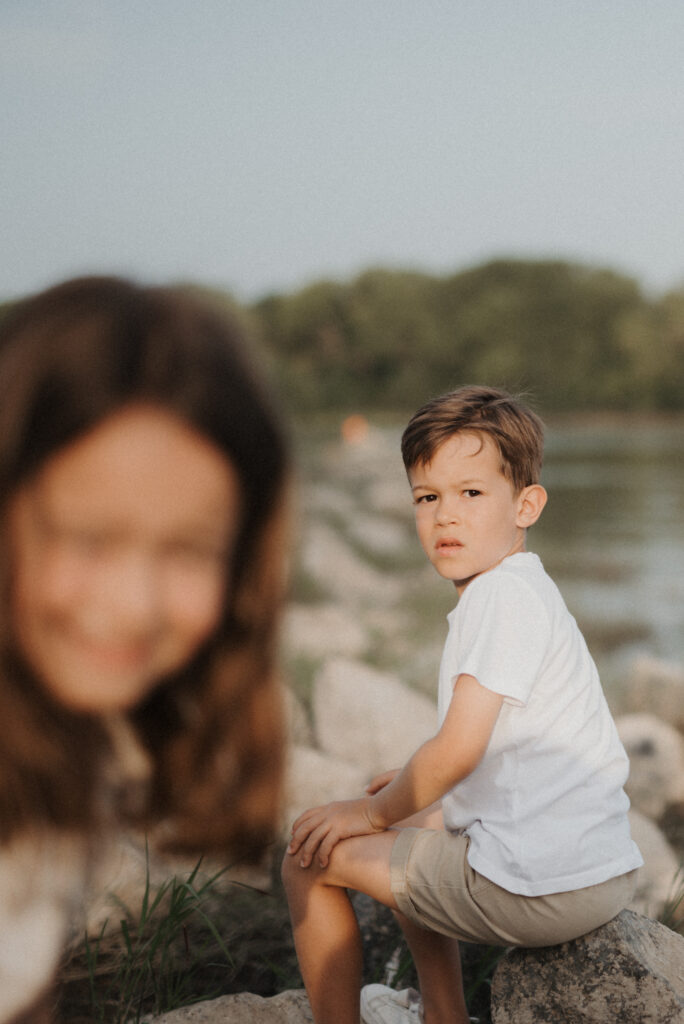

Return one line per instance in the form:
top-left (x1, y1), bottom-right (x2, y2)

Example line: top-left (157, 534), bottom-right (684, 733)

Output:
top-left (531, 420), bottom-right (684, 694)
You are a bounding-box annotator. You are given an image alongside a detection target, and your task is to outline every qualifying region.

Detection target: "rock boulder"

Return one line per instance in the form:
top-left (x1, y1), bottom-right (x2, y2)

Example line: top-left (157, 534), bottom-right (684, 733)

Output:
top-left (491, 909), bottom-right (684, 1024)
top-left (312, 658), bottom-right (436, 779)
top-left (283, 744), bottom-right (368, 830)
top-left (623, 656), bottom-right (684, 734)
top-left (628, 809), bottom-right (682, 920)
top-left (146, 989), bottom-right (312, 1023)
top-left (617, 713), bottom-right (684, 820)
top-left (282, 603), bottom-right (369, 662)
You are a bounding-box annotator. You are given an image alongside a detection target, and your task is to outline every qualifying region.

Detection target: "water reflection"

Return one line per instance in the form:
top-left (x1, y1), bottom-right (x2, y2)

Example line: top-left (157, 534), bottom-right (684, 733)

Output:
top-left (533, 422), bottom-right (684, 693)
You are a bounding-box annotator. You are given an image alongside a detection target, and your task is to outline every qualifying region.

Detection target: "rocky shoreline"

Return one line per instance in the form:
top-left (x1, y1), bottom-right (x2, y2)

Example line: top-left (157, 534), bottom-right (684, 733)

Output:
top-left (71, 426), bottom-right (684, 1021)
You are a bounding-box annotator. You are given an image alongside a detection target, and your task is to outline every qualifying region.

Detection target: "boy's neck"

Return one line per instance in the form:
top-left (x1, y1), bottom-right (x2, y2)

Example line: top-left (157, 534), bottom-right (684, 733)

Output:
top-left (454, 534), bottom-right (528, 596)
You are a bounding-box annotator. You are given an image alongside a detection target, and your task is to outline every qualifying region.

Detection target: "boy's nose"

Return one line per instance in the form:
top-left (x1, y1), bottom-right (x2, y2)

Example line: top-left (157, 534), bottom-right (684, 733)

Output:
top-left (435, 499), bottom-right (460, 526)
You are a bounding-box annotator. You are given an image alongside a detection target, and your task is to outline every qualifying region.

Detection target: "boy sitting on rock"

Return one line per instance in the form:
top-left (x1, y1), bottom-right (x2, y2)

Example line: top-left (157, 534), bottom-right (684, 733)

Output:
top-left (283, 385), bottom-right (643, 1024)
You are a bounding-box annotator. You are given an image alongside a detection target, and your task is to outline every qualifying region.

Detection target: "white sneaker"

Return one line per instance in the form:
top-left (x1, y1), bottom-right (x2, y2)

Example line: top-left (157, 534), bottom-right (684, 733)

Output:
top-left (360, 983), bottom-right (480, 1024)
top-left (361, 985), bottom-right (423, 1023)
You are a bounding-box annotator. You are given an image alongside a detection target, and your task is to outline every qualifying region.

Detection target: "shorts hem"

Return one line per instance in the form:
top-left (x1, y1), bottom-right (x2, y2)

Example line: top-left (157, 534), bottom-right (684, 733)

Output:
top-left (389, 827), bottom-right (422, 921)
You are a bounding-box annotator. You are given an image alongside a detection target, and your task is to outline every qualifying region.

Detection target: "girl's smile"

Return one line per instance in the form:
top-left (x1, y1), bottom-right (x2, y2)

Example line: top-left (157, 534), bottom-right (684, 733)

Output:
top-left (8, 404), bottom-right (240, 713)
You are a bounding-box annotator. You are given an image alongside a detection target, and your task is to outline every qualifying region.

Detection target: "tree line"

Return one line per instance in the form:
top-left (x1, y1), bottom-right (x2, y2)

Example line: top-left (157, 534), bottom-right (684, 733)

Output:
top-left (253, 259), bottom-right (684, 416)
top-left (3, 259), bottom-right (683, 417)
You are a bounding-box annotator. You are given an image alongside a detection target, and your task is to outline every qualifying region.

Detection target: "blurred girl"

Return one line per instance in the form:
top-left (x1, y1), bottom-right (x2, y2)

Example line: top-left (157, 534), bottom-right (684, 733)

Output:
top-left (0, 276), bottom-right (290, 1022)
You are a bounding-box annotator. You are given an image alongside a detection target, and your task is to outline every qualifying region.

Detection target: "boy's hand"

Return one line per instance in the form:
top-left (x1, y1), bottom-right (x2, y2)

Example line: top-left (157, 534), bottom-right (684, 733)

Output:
top-left (365, 769), bottom-right (401, 794)
top-left (287, 797), bottom-right (384, 868)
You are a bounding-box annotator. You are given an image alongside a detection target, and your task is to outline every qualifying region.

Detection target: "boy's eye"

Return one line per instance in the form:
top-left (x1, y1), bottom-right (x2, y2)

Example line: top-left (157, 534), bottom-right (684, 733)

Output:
top-left (464, 489), bottom-right (481, 498)
top-left (414, 493), bottom-right (437, 504)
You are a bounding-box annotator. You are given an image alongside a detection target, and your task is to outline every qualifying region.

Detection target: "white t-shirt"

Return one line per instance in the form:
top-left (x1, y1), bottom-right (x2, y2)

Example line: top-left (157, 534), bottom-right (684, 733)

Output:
top-left (439, 552), bottom-right (643, 897)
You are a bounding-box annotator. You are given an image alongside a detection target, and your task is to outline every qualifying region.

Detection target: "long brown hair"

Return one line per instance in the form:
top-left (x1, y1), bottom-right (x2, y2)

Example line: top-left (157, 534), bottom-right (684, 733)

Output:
top-left (0, 276), bottom-right (290, 859)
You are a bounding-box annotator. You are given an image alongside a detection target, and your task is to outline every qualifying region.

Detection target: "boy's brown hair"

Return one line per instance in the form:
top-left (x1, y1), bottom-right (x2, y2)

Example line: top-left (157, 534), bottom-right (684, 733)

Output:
top-left (401, 385), bottom-right (544, 492)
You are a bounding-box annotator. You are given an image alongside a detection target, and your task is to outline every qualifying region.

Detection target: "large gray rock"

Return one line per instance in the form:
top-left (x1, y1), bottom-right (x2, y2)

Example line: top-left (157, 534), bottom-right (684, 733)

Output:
top-left (282, 602), bottom-right (369, 661)
top-left (346, 511), bottom-right (410, 556)
top-left (283, 744), bottom-right (368, 831)
top-left (491, 910), bottom-right (684, 1024)
top-left (298, 523), bottom-right (401, 606)
top-left (623, 656), bottom-right (684, 733)
top-left (628, 809), bottom-right (682, 920)
top-left (617, 713), bottom-right (684, 820)
top-left (146, 989), bottom-right (312, 1023)
top-left (313, 658), bottom-right (437, 779)
top-left (282, 687), bottom-right (314, 747)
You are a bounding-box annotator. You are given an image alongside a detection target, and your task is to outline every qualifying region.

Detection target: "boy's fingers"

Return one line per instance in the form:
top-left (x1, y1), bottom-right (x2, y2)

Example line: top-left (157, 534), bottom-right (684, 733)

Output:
top-left (288, 804), bottom-right (328, 850)
top-left (287, 817), bottom-right (319, 856)
top-left (288, 811), bottom-right (330, 864)
top-left (290, 805), bottom-right (322, 833)
top-left (317, 830), bottom-right (342, 867)
top-left (298, 823), bottom-right (330, 867)
top-left (286, 834), bottom-right (302, 855)
top-left (287, 822), bottom-right (307, 853)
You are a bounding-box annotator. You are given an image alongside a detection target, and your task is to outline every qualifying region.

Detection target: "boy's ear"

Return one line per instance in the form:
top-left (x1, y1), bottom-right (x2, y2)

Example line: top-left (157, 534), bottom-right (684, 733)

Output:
top-left (516, 484), bottom-right (547, 528)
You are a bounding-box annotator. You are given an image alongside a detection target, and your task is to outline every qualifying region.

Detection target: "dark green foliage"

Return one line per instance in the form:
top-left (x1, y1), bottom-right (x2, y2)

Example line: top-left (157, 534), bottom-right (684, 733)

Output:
top-left (6, 259), bottom-right (684, 417)
top-left (253, 259), bottom-right (684, 415)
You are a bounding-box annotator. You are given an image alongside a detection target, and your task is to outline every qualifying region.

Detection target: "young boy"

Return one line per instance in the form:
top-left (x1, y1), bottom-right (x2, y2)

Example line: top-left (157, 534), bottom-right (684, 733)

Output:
top-left (283, 386), bottom-right (642, 1024)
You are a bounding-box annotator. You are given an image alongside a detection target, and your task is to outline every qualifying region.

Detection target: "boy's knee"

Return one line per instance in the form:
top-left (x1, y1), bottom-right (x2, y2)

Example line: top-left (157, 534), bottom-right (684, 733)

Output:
top-left (281, 848), bottom-right (310, 893)
top-left (281, 847), bottom-right (331, 899)
top-left (280, 848), bottom-right (295, 889)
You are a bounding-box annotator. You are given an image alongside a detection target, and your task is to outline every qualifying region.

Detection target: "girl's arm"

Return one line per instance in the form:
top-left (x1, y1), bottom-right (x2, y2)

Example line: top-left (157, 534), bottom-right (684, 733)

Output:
top-left (288, 674), bottom-right (503, 867)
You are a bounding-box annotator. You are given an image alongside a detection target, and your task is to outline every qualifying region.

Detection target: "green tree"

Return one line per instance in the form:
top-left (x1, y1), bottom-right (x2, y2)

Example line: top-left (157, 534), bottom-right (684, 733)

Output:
top-left (432, 260), bottom-right (646, 412)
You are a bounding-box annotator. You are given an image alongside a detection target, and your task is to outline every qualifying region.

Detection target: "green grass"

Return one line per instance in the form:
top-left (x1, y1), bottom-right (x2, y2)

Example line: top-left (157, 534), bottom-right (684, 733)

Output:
top-left (60, 853), bottom-right (234, 1023)
top-left (56, 847), bottom-right (302, 1023)
top-left (57, 845), bottom-right (507, 1024)
top-left (60, 848), bottom-right (684, 1024)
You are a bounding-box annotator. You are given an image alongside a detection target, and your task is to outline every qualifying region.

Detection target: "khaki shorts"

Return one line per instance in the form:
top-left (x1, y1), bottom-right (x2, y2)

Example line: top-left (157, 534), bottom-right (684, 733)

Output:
top-left (390, 827), bottom-right (639, 947)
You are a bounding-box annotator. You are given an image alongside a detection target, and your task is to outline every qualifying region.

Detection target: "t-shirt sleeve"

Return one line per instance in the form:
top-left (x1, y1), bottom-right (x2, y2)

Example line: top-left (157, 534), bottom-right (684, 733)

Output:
top-left (454, 571), bottom-right (550, 705)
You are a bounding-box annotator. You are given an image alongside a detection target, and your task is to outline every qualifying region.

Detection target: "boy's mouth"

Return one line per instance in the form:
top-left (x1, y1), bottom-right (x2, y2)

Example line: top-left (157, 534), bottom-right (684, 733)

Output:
top-left (435, 538), bottom-right (463, 553)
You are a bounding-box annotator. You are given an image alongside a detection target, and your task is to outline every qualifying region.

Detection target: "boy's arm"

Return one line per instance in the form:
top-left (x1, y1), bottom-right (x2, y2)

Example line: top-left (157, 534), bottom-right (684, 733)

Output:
top-left (370, 673), bottom-right (503, 826)
top-left (288, 674), bottom-right (503, 867)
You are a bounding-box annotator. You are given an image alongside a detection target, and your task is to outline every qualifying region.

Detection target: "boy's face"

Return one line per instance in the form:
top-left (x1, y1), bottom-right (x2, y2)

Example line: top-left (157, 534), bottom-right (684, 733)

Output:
top-left (409, 431), bottom-right (546, 595)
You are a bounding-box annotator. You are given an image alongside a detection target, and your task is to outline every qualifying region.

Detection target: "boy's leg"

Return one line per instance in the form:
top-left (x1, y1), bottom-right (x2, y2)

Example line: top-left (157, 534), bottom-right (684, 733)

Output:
top-left (363, 804), bottom-right (470, 1022)
top-left (281, 827), bottom-right (471, 1024)
top-left (391, 909), bottom-right (469, 1024)
top-left (282, 828), bottom-right (397, 1024)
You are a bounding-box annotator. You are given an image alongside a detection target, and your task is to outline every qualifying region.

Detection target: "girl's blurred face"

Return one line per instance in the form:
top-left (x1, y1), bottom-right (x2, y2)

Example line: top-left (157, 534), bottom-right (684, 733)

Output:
top-left (8, 405), bottom-right (239, 713)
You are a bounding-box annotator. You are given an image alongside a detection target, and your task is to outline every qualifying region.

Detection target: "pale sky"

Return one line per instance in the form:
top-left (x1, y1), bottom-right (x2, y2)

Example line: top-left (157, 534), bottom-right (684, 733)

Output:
top-left (2, 0), bottom-right (683, 304)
